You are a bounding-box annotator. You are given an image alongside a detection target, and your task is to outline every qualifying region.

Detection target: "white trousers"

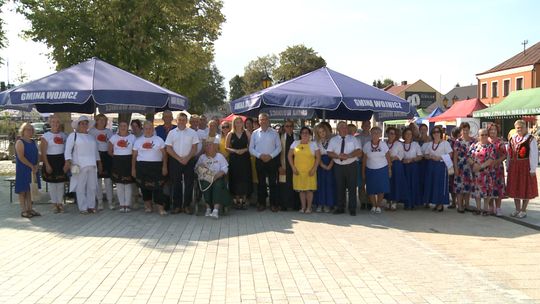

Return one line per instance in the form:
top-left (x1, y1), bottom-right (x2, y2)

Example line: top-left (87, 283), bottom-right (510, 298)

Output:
top-left (116, 183), bottom-right (133, 207)
top-left (48, 183), bottom-right (65, 205)
top-left (75, 166), bottom-right (98, 211)
top-left (97, 178), bottom-right (113, 205)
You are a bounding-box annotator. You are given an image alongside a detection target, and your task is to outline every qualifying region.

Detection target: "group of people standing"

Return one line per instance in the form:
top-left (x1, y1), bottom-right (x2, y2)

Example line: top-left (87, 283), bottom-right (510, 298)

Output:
top-left (14, 110), bottom-right (538, 220)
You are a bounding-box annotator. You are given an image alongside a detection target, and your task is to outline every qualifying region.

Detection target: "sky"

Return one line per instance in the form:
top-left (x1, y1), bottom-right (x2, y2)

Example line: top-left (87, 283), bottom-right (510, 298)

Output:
top-left (1, 0), bottom-right (539, 96)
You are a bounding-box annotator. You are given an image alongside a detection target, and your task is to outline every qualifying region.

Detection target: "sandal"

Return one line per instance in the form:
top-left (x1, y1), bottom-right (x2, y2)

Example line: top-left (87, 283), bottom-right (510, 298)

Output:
top-left (29, 209), bottom-right (41, 217)
top-left (58, 205), bottom-right (65, 213)
top-left (159, 210), bottom-right (167, 216)
top-left (144, 207), bottom-right (153, 213)
top-left (21, 211), bottom-right (33, 218)
top-left (473, 210), bottom-right (481, 216)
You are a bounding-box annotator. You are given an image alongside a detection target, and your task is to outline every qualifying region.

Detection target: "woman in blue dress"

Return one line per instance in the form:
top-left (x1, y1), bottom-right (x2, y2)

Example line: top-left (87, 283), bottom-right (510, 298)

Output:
top-left (401, 128), bottom-right (423, 209)
top-left (15, 123), bottom-right (41, 218)
top-left (384, 127), bottom-right (408, 211)
top-left (314, 122), bottom-right (336, 212)
top-left (417, 123), bottom-right (431, 208)
top-left (423, 126), bottom-right (453, 212)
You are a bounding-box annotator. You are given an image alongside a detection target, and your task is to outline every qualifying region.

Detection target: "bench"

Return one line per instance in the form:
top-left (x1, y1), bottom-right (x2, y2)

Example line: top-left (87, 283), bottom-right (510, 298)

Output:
top-left (5, 177), bottom-right (69, 204)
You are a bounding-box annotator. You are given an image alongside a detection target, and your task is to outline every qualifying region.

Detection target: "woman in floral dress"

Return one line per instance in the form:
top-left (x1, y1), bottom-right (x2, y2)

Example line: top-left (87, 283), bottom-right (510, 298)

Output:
top-left (488, 123), bottom-right (506, 216)
top-left (452, 122), bottom-right (476, 213)
top-left (467, 129), bottom-right (495, 216)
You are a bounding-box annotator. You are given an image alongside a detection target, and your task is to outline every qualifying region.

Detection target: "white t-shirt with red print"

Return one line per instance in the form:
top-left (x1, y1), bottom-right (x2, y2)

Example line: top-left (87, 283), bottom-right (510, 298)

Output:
top-left (133, 135), bottom-right (166, 162)
top-left (109, 134), bottom-right (136, 156)
top-left (89, 128), bottom-right (114, 152)
top-left (42, 131), bottom-right (67, 155)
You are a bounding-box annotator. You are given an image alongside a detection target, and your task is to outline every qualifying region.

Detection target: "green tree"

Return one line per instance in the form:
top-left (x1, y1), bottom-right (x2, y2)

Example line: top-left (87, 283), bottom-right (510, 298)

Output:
top-left (242, 55), bottom-right (278, 94)
top-left (16, 0), bottom-right (225, 111)
top-left (190, 64), bottom-right (226, 113)
top-left (228, 75), bottom-right (245, 101)
top-left (373, 78), bottom-right (395, 89)
top-left (0, 0), bottom-right (7, 64)
top-left (273, 44), bottom-right (326, 82)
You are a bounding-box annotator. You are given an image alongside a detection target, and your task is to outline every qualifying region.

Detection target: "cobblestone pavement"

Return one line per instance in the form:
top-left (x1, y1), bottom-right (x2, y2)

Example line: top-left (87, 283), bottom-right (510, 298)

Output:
top-left (1, 182), bottom-right (540, 304)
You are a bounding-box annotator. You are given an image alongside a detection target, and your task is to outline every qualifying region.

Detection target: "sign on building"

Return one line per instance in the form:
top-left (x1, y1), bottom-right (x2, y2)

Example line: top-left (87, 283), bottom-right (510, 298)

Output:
top-left (405, 92), bottom-right (436, 108)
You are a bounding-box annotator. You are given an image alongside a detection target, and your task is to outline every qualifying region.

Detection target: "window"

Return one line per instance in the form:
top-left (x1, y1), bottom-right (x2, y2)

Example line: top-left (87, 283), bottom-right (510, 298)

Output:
top-left (491, 81), bottom-right (498, 98)
top-left (503, 79), bottom-right (510, 96)
top-left (481, 83), bottom-right (487, 98)
top-left (516, 77), bottom-right (524, 90)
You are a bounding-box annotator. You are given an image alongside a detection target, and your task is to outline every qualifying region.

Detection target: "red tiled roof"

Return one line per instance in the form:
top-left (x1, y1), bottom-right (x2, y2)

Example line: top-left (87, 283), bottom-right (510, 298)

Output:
top-left (477, 41), bottom-right (540, 75)
top-left (384, 84), bottom-right (411, 95)
top-left (429, 98), bottom-right (487, 122)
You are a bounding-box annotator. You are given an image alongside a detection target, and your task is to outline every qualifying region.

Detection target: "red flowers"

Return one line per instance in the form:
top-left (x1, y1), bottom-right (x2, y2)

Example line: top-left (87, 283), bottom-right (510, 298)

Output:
top-left (53, 136), bottom-right (64, 144)
top-left (117, 139), bottom-right (128, 148)
top-left (142, 142), bottom-right (153, 149)
top-left (97, 133), bottom-right (107, 142)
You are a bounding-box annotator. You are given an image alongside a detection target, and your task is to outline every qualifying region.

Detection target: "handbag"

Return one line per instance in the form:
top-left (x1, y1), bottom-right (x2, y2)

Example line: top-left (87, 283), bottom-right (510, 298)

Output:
top-left (196, 163), bottom-right (215, 192)
top-left (30, 173), bottom-right (41, 202)
top-left (69, 132), bottom-right (80, 175)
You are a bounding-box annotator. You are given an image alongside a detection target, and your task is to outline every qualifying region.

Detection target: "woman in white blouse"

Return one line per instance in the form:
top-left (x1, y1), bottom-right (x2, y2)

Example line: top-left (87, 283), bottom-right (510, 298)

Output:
top-left (195, 141), bottom-right (231, 219)
top-left (132, 120), bottom-right (168, 215)
top-left (40, 115), bottom-right (68, 213)
top-left (362, 127), bottom-right (391, 214)
top-left (108, 121), bottom-right (136, 212)
top-left (64, 116), bottom-right (102, 214)
top-left (401, 128), bottom-right (423, 210)
top-left (422, 125), bottom-right (453, 212)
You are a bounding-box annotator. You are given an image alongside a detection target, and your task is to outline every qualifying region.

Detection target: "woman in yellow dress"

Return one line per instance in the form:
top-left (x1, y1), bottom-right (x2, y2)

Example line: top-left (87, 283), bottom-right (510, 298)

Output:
top-left (288, 126), bottom-right (321, 213)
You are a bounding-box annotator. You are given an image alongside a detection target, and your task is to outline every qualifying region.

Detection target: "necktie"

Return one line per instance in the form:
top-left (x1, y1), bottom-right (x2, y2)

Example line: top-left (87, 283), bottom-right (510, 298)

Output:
top-left (340, 136), bottom-right (346, 154)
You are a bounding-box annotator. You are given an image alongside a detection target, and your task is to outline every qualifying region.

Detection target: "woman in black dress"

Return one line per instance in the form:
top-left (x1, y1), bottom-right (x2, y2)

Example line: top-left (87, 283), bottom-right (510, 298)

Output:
top-left (226, 116), bottom-right (252, 209)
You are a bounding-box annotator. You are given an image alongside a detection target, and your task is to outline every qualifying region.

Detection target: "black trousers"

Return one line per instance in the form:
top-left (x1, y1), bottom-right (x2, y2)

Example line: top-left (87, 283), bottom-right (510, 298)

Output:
top-left (256, 157), bottom-right (279, 207)
top-left (334, 162), bottom-right (358, 211)
top-left (168, 157), bottom-right (195, 209)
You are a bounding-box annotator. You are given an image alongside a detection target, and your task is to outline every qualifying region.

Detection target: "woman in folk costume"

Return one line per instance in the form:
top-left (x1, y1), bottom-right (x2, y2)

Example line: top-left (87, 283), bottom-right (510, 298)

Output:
top-left (422, 125), bottom-right (453, 212)
top-left (401, 128), bottom-right (423, 210)
top-left (64, 116), bottom-right (102, 214)
top-left (362, 127), bottom-right (391, 214)
top-left (384, 127), bottom-right (408, 211)
top-left (507, 119), bottom-right (538, 219)
top-left (89, 114), bottom-right (114, 210)
top-left (313, 122), bottom-right (336, 212)
top-left (132, 120), bottom-right (168, 215)
top-left (40, 115), bottom-right (68, 213)
top-left (196, 141), bottom-right (231, 219)
top-left (108, 121), bottom-right (136, 212)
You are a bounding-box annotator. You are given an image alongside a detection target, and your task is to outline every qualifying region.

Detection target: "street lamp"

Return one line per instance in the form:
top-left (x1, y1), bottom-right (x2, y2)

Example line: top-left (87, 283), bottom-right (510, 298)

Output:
top-left (261, 74), bottom-right (272, 89)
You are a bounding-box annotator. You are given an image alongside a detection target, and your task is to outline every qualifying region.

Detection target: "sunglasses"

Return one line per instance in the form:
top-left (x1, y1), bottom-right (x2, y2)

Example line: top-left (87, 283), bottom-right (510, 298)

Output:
top-left (432, 131), bottom-right (441, 134)
top-left (480, 134), bottom-right (488, 136)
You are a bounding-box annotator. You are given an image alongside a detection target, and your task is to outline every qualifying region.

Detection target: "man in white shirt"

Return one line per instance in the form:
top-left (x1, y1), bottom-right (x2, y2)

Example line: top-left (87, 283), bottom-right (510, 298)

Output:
top-left (327, 121), bottom-right (363, 216)
top-left (165, 112), bottom-right (200, 214)
top-left (249, 113), bottom-right (282, 212)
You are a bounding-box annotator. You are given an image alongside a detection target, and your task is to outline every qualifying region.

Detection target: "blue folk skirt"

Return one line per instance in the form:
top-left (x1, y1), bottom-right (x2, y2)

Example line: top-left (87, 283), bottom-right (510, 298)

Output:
top-left (385, 160), bottom-right (409, 201)
top-left (402, 162), bottom-right (422, 208)
top-left (422, 160), bottom-right (449, 205)
top-left (365, 166), bottom-right (390, 195)
top-left (314, 155), bottom-right (336, 207)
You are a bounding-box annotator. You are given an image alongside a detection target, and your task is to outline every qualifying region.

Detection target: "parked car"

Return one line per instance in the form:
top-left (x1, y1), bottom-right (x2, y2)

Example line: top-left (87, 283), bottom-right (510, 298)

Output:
top-left (31, 122), bottom-right (50, 135)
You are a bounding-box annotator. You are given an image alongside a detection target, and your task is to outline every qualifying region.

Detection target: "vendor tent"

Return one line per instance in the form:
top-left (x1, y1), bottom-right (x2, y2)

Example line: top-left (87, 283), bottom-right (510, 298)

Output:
top-left (429, 98), bottom-right (486, 122)
top-left (473, 88), bottom-right (540, 118)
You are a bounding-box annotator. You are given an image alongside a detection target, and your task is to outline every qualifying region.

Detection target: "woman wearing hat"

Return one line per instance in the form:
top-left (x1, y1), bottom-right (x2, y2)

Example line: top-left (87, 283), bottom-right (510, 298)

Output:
top-left (64, 116), bottom-right (102, 214)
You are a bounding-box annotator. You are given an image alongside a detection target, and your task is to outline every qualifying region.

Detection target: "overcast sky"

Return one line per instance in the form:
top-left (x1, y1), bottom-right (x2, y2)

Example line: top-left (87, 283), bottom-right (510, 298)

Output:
top-left (1, 0), bottom-right (539, 96)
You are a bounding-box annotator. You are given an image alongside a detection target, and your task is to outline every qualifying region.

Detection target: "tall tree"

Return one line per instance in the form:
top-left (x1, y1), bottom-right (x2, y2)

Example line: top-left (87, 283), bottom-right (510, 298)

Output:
top-left (0, 0), bottom-right (7, 64)
top-left (242, 55), bottom-right (278, 94)
top-left (273, 44), bottom-right (326, 82)
top-left (16, 0), bottom-right (225, 111)
top-left (190, 64), bottom-right (226, 113)
top-left (373, 78), bottom-right (395, 89)
top-left (228, 75), bottom-right (245, 101)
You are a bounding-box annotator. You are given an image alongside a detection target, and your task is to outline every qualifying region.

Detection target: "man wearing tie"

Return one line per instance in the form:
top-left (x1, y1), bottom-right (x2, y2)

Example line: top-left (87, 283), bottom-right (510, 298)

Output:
top-left (249, 113), bottom-right (282, 212)
top-left (327, 121), bottom-right (363, 216)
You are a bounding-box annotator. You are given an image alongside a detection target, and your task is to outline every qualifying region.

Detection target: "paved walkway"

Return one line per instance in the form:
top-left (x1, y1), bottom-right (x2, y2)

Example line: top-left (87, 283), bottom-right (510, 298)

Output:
top-left (1, 178), bottom-right (540, 303)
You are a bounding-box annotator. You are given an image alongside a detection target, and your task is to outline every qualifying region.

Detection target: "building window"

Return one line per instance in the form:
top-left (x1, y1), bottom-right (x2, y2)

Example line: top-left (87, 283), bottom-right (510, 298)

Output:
top-left (516, 77), bottom-right (524, 90)
top-left (481, 83), bottom-right (487, 98)
top-left (503, 79), bottom-right (510, 96)
top-left (491, 81), bottom-right (498, 98)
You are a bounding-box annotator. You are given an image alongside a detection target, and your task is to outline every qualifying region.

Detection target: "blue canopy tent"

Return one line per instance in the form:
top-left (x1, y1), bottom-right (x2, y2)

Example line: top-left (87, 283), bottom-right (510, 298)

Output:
top-left (374, 106), bottom-right (419, 122)
top-left (230, 67), bottom-right (410, 120)
top-left (0, 87), bottom-right (34, 111)
top-left (4, 57), bottom-right (188, 114)
top-left (418, 107), bottom-right (444, 120)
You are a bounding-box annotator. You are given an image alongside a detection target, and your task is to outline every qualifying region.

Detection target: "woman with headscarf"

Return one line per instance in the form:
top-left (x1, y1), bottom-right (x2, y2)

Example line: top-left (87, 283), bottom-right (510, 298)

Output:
top-left (64, 116), bottom-right (102, 214)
